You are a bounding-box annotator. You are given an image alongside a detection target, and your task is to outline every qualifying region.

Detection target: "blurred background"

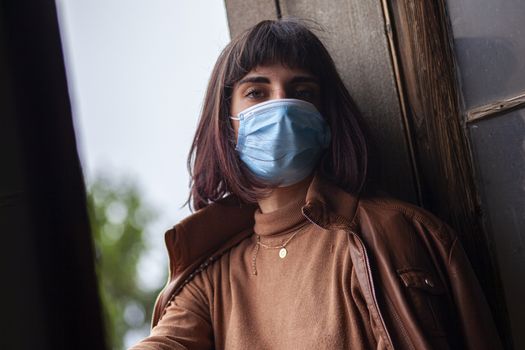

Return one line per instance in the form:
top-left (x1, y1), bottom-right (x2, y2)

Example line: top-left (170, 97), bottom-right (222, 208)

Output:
top-left (55, 1), bottom-right (229, 348)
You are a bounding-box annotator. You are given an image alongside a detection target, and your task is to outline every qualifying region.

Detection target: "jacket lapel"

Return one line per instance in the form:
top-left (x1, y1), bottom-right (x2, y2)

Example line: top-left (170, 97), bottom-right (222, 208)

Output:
top-left (164, 195), bottom-right (257, 278)
top-left (302, 174), bottom-right (360, 230)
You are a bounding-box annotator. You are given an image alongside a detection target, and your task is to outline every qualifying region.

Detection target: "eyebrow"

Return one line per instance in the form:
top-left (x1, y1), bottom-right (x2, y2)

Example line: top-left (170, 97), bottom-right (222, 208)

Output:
top-left (237, 75), bottom-right (319, 85)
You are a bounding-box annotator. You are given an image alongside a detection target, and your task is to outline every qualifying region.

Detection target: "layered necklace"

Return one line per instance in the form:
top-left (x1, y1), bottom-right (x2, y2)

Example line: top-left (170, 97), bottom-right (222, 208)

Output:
top-left (256, 230), bottom-right (301, 259)
top-left (251, 227), bottom-right (306, 275)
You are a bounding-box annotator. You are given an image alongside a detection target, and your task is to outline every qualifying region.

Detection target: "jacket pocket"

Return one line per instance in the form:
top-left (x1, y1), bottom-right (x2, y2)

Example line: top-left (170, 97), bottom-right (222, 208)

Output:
top-left (397, 268), bottom-right (450, 337)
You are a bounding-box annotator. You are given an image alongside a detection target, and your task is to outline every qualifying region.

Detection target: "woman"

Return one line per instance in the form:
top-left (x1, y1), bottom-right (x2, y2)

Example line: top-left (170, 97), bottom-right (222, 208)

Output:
top-left (131, 19), bottom-right (501, 349)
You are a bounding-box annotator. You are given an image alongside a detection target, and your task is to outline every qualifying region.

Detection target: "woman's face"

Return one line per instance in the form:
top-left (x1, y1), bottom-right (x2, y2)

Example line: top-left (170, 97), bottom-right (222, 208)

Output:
top-left (229, 63), bottom-right (321, 138)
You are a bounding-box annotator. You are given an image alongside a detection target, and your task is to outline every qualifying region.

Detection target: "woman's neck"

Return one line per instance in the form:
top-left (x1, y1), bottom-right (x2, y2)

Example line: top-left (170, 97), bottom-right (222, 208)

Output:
top-left (257, 174), bottom-right (314, 213)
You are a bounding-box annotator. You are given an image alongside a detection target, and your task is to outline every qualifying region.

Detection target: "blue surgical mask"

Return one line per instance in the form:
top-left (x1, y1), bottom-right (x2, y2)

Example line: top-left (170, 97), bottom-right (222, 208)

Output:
top-left (230, 98), bottom-right (331, 187)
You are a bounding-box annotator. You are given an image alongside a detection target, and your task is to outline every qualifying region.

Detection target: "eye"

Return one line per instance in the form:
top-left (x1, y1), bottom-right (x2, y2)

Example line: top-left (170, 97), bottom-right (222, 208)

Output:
top-left (244, 88), bottom-right (265, 99)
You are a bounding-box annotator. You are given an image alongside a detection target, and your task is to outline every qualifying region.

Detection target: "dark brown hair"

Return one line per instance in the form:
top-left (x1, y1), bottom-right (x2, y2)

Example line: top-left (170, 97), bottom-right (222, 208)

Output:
top-left (188, 18), bottom-right (368, 210)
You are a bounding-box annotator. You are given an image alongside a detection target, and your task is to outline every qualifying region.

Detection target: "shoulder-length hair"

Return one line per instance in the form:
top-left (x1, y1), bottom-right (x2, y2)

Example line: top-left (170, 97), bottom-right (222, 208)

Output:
top-left (188, 18), bottom-right (368, 211)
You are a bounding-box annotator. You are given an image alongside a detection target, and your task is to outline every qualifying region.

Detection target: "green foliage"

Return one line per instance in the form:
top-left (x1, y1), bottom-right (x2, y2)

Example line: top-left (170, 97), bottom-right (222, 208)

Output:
top-left (86, 174), bottom-right (165, 350)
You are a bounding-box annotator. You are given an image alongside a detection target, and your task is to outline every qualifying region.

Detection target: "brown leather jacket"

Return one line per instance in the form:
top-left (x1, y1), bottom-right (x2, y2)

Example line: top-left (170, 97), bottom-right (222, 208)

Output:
top-left (150, 175), bottom-right (502, 349)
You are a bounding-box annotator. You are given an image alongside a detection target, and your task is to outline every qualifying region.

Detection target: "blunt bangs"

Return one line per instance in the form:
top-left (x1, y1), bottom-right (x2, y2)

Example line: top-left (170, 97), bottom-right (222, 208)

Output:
top-left (224, 19), bottom-right (327, 86)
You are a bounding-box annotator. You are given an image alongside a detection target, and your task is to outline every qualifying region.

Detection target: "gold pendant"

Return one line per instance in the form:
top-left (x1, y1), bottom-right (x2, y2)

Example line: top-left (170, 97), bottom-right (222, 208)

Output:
top-left (279, 247), bottom-right (287, 259)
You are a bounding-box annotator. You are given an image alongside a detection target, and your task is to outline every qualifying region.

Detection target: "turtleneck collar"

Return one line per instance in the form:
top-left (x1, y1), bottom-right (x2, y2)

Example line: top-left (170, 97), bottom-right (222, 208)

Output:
top-left (253, 197), bottom-right (308, 236)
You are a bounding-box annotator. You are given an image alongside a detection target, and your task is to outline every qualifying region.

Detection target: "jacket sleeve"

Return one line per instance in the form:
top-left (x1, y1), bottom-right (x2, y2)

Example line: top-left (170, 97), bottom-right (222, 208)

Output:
top-left (128, 272), bottom-right (213, 350)
top-left (443, 229), bottom-right (503, 350)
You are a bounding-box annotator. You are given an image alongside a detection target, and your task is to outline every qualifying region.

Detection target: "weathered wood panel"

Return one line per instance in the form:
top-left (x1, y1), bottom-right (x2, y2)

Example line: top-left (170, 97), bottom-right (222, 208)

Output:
top-left (224, 0), bottom-right (277, 38)
top-left (386, 0), bottom-right (512, 346)
top-left (467, 90), bottom-right (525, 123)
top-left (225, 0), bottom-right (418, 203)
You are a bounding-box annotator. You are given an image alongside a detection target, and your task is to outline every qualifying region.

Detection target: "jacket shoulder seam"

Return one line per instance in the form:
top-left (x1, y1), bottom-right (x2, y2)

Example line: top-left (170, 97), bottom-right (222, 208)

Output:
top-left (360, 198), bottom-right (454, 246)
top-left (361, 198), bottom-right (439, 227)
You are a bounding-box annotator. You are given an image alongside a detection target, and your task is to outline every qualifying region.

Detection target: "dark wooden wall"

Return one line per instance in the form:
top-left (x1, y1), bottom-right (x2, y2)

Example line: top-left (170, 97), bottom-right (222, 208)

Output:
top-left (386, 1), bottom-right (511, 346)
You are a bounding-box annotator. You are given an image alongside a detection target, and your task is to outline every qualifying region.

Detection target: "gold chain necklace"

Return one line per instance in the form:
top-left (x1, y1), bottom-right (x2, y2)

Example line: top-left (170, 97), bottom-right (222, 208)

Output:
top-left (251, 229), bottom-right (303, 275)
top-left (256, 230), bottom-right (301, 258)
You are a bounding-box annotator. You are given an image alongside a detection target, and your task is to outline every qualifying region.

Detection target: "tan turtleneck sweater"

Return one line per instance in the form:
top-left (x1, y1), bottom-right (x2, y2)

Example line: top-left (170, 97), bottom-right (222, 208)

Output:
top-left (132, 199), bottom-right (379, 349)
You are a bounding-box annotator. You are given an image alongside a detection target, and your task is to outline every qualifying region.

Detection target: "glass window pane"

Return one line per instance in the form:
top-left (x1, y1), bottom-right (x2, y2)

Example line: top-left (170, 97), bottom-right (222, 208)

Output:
top-left (468, 108), bottom-right (525, 348)
top-left (447, 0), bottom-right (525, 108)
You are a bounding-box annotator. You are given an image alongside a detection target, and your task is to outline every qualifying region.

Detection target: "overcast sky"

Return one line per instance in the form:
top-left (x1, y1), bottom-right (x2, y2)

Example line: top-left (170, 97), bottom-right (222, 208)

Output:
top-left (55, 0), bottom-right (230, 346)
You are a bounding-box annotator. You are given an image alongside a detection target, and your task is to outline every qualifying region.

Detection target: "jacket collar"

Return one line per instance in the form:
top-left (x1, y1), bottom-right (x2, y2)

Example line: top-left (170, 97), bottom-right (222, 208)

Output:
top-left (303, 174), bottom-right (360, 230)
top-left (165, 173), bottom-right (360, 276)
